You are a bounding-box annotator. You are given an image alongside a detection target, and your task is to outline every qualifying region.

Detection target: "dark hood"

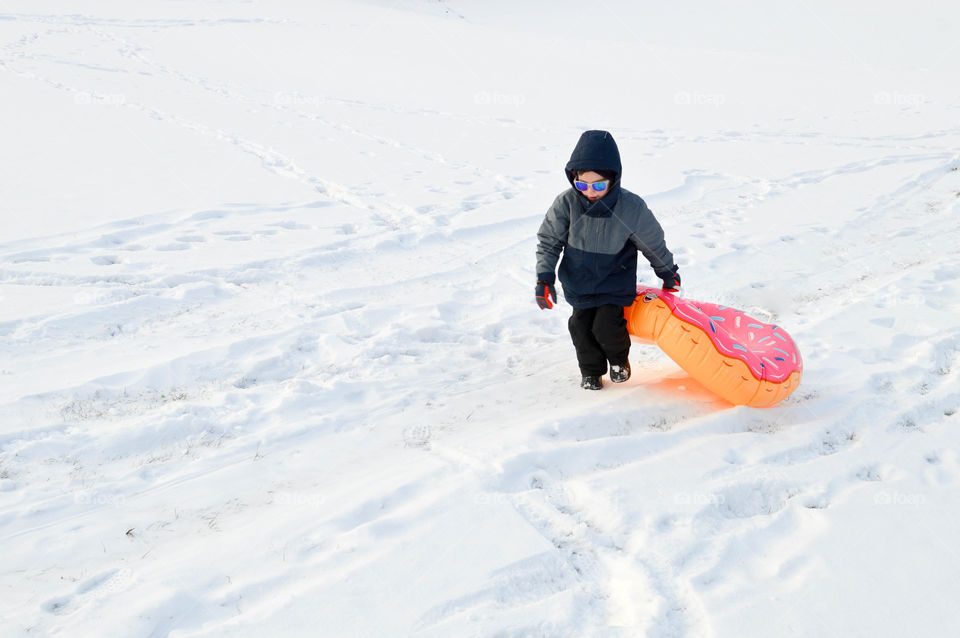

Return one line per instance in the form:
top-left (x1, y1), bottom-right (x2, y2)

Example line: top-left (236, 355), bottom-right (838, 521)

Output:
top-left (564, 130), bottom-right (622, 215)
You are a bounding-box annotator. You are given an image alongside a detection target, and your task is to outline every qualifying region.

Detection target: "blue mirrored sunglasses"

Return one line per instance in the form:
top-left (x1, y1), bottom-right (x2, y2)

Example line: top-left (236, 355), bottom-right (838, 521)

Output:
top-left (574, 179), bottom-right (610, 193)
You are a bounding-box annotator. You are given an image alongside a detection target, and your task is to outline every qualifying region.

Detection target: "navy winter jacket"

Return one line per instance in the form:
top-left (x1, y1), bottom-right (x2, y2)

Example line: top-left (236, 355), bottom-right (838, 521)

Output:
top-left (536, 130), bottom-right (677, 308)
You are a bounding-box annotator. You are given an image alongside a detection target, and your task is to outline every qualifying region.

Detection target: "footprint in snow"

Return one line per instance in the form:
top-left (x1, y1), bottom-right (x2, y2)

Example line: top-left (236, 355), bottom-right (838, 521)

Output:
top-left (188, 210), bottom-right (227, 221)
top-left (270, 221), bottom-right (310, 230)
top-left (42, 568), bottom-right (132, 616)
top-left (714, 480), bottom-right (802, 519)
top-left (857, 463), bottom-right (894, 482)
top-left (924, 449), bottom-right (960, 486)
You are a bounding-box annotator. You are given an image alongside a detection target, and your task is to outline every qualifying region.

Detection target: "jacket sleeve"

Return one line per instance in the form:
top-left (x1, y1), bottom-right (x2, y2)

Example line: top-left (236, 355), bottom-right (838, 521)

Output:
top-left (535, 195), bottom-right (569, 283)
top-left (629, 201), bottom-right (677, 279)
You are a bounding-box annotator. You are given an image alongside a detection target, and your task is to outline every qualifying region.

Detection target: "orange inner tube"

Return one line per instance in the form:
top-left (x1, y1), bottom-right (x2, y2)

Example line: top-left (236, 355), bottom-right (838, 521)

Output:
top-left (624, 293), bottom-right (802, 407)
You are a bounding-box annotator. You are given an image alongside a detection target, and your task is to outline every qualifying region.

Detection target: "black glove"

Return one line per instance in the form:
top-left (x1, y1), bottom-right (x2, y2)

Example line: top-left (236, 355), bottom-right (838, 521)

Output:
top-left (657, 267), bottom-right (681, 292)
top-left (535, 280), bottom-right (557, 309)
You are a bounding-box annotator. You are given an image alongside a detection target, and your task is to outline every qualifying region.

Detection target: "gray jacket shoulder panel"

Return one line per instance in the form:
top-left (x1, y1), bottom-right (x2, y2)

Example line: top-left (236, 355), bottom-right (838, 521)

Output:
top-left (534, 192), bottom-right (573, 279)
top-left (619, 190), bottom-right (675, 275)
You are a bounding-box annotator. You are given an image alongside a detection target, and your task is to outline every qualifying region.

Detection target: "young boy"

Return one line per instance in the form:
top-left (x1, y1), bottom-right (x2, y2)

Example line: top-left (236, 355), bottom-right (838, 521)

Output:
top-left (535, 130), bottom-right (681, 390)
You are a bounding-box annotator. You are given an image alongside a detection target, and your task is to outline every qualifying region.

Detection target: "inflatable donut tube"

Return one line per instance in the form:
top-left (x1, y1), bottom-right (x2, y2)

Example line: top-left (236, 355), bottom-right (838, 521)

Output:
top-left (624, 287), bottom-right (803, 407)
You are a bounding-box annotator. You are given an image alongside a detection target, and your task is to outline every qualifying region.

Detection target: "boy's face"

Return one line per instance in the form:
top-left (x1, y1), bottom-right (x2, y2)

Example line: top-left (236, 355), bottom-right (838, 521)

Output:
top-left (576, 171), bottom-right (610, 201)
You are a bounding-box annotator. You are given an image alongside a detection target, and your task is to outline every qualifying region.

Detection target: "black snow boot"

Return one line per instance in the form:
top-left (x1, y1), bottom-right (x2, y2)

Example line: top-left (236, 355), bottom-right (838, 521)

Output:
top-left (609, 360), bottom-right (631, 383)
top-left (581, 374), bottom-right (603, 390)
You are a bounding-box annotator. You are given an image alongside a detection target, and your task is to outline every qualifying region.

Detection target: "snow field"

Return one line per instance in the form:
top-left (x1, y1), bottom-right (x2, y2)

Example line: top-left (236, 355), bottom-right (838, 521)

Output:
top-left (2, 2), bottom-right (960, 636)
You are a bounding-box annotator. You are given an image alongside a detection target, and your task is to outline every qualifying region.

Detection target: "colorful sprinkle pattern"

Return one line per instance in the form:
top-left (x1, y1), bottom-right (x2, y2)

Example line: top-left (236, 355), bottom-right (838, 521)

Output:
top-left (637, 287), bottom-right (803, 383)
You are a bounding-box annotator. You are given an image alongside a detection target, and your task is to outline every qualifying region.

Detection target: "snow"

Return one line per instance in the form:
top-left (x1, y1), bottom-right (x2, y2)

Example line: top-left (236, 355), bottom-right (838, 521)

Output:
top-left (2, 1), bottom-right (960, 636)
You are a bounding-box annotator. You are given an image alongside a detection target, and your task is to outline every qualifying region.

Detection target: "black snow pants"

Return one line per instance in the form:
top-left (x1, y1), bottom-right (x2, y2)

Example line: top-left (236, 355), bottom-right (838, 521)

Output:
top-left (568, 304), bottom-right (631, 376)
